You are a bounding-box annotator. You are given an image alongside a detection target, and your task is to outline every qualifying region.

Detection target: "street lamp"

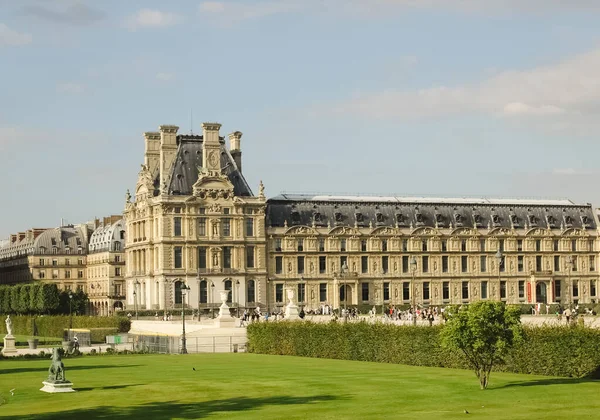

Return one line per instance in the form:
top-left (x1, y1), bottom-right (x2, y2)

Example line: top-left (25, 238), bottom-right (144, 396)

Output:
top-left (180, 283), bottom-right (191, 354)
top-left (299, 276), bottom-right (305, 311)
top-left (410, 257), bottom-right (417, 326)
top-left (341, 261), bottom-right (349, 323)
top-left (566, 256), bottom-right (573, 307)
top-left (210, 282), bottom-right (215, 318)
top-left (134, 280), bottom-right (140, 320)
top-left (236, 280), bottom-right (240, 317)
top-left (495, 250), bottom-right (503, 301)
top-left (68, 291), bottom-right (73, 330)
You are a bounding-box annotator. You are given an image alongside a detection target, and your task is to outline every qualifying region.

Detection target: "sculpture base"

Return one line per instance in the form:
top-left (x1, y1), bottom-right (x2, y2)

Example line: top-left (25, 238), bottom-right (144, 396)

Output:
top-left (214, 314), bottom-right (236, 328)
top-left (285, 304), bottom-right (300, 320)
top-left (2, 335), bottom-right (17, 355)
top-left (40, 381), bottom-right (75, 393)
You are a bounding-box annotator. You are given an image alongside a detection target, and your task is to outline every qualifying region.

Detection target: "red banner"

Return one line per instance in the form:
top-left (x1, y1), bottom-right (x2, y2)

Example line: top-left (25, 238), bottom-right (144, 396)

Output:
top-left (527, 282), bottom-right (532, 303)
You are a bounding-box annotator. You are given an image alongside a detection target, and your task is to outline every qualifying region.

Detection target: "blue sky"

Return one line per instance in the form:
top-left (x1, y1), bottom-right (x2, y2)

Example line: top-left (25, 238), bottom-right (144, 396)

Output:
top-left (2, 0), bottom-right (600, 239)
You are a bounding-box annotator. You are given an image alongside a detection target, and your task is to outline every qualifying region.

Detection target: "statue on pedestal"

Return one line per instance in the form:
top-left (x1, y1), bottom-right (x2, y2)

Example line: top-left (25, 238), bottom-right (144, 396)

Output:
top-left (47, 348), bottom-right (66, 383)
top-left (5, 315), bottom-right (12, 336)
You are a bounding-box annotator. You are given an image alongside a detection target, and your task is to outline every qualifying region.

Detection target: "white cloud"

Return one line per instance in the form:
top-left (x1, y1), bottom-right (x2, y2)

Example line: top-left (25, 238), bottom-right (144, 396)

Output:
top-left (156, 72), bottom-right (174, 81)
top-left (56, 82), bottom-right (85, 94)
top-left (124, 9), bottom-right (181, 31)
top-left (198, 1), bottom-right (303, 24)
top-left (0, 23), bottom-right (32, 46)
top-left (326, 47), bottom-right (600, 132)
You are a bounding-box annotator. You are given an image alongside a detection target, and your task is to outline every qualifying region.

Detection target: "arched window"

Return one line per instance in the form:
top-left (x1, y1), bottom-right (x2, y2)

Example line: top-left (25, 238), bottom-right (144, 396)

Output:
top-left (247, 280), bottom-right (255, 303)
top-left (174, 280), bottom-right (183, 304)
top-left (200, 280), bottom-right (207, 304)
top-left (339, 284), bottom-right (346, 302)
top-left (224, 279), bottom-right (232, 303)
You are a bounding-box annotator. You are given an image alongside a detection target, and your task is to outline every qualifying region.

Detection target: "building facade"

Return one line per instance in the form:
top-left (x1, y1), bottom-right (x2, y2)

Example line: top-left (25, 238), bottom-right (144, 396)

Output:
top-left (87, 216), bottom-right (126, 315)
top-left (123, 123), bottom-right (267, 313)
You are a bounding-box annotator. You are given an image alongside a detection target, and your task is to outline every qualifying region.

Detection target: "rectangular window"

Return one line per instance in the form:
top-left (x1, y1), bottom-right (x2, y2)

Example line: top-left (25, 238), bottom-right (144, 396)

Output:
top-left (297, 256), bottom-right (305, 274)
top-left (275, 284), bottom-right (284, 303)
top-left (298, 283), bottom-right (305, 302)
top-left (174, 247), bottom-right (182, 268)
top-left (590, 280), bottom-right (596, 297)
top-left (65, 259), bottom-right (70, 266)
top-left (572, 256), bottom-right (578, 272)
top-left (65, 270), bottom-right (71, 279)
top-left (589, 256), bottom-right (595, 272)
top-left (319, 283), bottom-right (327, 302)
top-left (39, 259), bottom-right (45, 266)
top-left (198, 217), bottom-right (206, 235)
top-left (198, 247), bottom-right (207, 269)
top-left (246, 218), bottom-right (254, 237)
top-left (319, 256), bottom-right (326, 274)
top-left (517, 239), bottom-right (523, 252)
top-left (442, 282), bottom-right (449, 300)
top-left (361, 240), bottom-right (367, 252)
top-left (518, 280), bottom-right (525, 299)
top-left (246, 246), bottom-right (255, 268)
top-left (382, 240), bottom-right (388, 252)
top-left (223, 247), bottom-right (231, 269)
top-left (340, 256), bottom-right (347, 269)
top-left (461, 256), bottom-right (468, 273)
top-left (275, 256), bottom-right (283, 274)
top-left (297, 239), bottom-right (304, 252)
top-left (222, 219), bottom-right (231, 236)
top-left (422, 240), bottom-right (428, 252)
top-left (340, 239), bottom-right (346, 252)
top-left (115, 255), bottom-right (121, 263)
top-left (442, 256), bottom-right (449, 273)
top-left (480, 256), bottom-right (486, 273)
top-left (481, 281), bottom-right (488, 299)
top-left (442, 240), bottom-right (447, 252)
top-left (500, 281), bottom-right (506, 299)
top-left (384, 282), bottom-right (390, 301)
top-left (572, 240), bottom-right (577, 252)
top-left (52, 270), bottom-right (58, 279)
top-left (518, 256), bottom-right (524, 272)
top-left (402, 256), bottom-right (409, 273)
top-left (480, 239), bottom-right (485, 252)
top-left (361, 283), bottom-right (369, 301)
top-left (499, 239), bottom-right (504, 252)
top-left (115, 267), bottom-right (121, 276)
top-left (461, 240), bottom-right (467, 252)
top-left (52, 259), bottom-right (58, 266)
top-left (78, 258), bottom-right (83, 265)
top-left (174, 207), bottom-right (181, 213)
top-left (224, 208), bottom-right (230, 214)
top-left (402, 282), bottom-right (410, 300)
top-left (319, 238), bottom-right (325, 252)
top-left (573, 281), bottom-right (579, 297)
top-left (422, 256), bottom-right (429, 273)
top-left (361, 256), bottom-right (368, 274)
top-left (554, 256), bottom-right (560, 272)
top-left (554, 240), bottom-right (559, 251)
top-left (275, 238), bottom-right (282, 252)
top-left (402, 240), bottom-right (408, 252)
top-left (174, 217), bottom-right (182, 236)
top-left (536, 240), bottom-right (541, 252)
top-left (382, 256), bottom-right (389, 274)
top-left (554, 280), bottom-right (561, 299)
top-left (422, 282), bottom-right (430, 300)
top-left (39, 271), bottom-right (45, 279)
top-left (78, 270), bottom-right (83, 279)
top-left (536, 255), bottom-right (542, 272)
top-left (462, 281), bottom-right (469, 300)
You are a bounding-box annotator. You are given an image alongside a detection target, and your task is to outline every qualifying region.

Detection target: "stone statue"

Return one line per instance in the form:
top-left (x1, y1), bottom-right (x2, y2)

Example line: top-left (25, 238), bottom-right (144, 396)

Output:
top-left (47, 348), bottom-right (66, 383)
top-left (5, 315), bottom-right (12, 336)
top-left (259, 180), bottom-right (265, 198)
top-left (125, 189), bottom-right (131, 203)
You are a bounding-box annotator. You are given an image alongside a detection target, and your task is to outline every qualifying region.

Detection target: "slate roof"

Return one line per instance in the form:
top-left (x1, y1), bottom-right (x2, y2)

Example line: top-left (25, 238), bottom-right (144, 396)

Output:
top-left (33, 226), bottom-right (90, 254)
top-left (89, 219), bottom-right (125, 253)
top-left (159, 135), bottom-right (253, 197)
top-left (267, 194), bottom-right (597, 231)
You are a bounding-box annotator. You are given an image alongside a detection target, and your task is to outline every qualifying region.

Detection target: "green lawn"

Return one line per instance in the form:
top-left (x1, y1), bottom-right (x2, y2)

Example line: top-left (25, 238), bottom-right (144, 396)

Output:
top-left (0, 353), bottom-right (598, 419)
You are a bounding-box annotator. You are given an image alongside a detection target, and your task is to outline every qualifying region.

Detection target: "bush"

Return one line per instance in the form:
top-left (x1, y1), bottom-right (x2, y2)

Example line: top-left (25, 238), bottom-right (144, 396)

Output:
top-left (7, 315), bottom-right (130, 338)
top-left (247, 321), bottom-right (600, 378)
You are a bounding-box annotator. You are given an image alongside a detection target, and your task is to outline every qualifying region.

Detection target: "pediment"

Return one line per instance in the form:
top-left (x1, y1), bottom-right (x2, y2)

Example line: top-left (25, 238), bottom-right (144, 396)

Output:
top-left (285, 225), bottom-right (319, 236)
top-left (192, 170), bottom-right (235, 198)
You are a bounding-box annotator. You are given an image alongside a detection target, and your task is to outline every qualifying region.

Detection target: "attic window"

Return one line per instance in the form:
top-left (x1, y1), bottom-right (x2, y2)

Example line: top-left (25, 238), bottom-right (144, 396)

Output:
top-left (473, 214), bottom-right (482, 227)
top-left (313, 212), bottom-right (321, 222)
top-left (546, 215), bottom-right (556, 228)
top-left (510, 214), bottom-right (519, 227)
top-left (355, 212), bottom-right (364, 222)
top-left (528, 215), bottom-right (537, 226)
top-left (291, 211), bottom-right (300, 223)
top-left (415, 212), bottom-right (424, 225)
top-left (376, 213), bottom-right (384, 223)
top-left (395, 213), bottom-right (405, 224)
top-left (581, 215), bottom-right (590, 227)
top-left (435, 213), bottom-right (443, 224)
top-left (492, 214), bottom-right (500, 225)
top-left (564, 215), bottom-right (573, 227)
top-left (51, 238), bottom-right (56, 246)
top-left (335, 212), bottom-right (343, 222)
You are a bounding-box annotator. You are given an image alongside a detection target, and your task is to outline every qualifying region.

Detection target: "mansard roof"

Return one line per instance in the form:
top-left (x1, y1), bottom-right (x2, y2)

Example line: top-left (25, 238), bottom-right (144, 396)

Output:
top-left (89, 219), bottom-right (125, 253)
top-left (158, 135), bottom-right (253, 197)
top-left (32, 226), bottom-right (90, 255)
top-left (266, 194), bottom-right (597, 231)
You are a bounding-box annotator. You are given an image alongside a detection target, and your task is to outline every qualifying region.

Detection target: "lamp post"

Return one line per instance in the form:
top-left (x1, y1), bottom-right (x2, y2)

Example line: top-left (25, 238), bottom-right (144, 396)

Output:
top-left (410, 257), bottom-right (417, 326)
top-left (210, 282), bottom-right (215, 318)
top-left (566, 256), bottom-right (573, 308)
top-left (341, 261), bottom-right (349, 323)
top-left (68, 291), bottom-right (73, 330)
top-left (299, 276), bottom-right (305, 311)
top-left (180, 283), bottom-right (190, 354)
top-left (495, 250), bottom-right (503, 302)
top-left (236, 280), bottom-right (240, 318)
top-left (134, 280), bottom-right (140, 320)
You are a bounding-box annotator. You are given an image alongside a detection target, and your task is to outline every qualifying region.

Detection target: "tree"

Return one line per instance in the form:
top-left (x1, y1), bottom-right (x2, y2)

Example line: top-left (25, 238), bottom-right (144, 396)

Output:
top-left (38, 284), bottom-right (60, 314)
top-left (440, 301), bottom-right (522, 389)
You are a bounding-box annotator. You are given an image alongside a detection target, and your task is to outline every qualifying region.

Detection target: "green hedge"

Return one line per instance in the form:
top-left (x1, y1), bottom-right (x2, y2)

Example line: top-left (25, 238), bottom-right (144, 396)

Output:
top-left (89, 328), bottom-right (119, 343)
top-left (4, 315), bottom-right (130, 339)
top-left (247, 321), bottom-right (600, 378)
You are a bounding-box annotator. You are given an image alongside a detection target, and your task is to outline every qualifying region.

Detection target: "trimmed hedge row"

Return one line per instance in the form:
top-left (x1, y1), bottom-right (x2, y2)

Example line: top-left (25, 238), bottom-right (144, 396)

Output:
top-left (247, 321), bottom-right (600, 378)
top-left (5, 315), bottom-right (130, 339)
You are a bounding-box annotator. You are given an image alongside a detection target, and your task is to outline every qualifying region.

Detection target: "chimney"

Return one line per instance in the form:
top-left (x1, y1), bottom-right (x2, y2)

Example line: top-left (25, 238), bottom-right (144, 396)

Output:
top-left (10, 234), bottom-right (17, 244)
top-left (202, 122), bottom-right (222, 173)
top-left (159, 125), bottom-right (179, 193)
top-left (229, 131), bottom-right (243, 172)
top-left (144, 132), bottom-right (161, 177)
top-left (18, 232), bottom-right (25, 241)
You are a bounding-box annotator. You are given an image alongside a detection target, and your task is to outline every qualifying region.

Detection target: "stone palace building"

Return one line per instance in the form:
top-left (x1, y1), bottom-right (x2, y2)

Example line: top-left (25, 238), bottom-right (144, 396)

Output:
top-left (123, 122), bottom-right (599, 313)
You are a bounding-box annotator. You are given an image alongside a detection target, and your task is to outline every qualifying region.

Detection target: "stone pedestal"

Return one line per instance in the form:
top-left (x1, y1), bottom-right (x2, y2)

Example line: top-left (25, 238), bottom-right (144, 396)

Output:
top-left (2, 335), bottom-right (17, 356)
top-left (214, 290), bottom-right (236, 328)
top-left (40, 381), bottom-right (76, 393)
top-left (285, 288), bottom-right (300, 320)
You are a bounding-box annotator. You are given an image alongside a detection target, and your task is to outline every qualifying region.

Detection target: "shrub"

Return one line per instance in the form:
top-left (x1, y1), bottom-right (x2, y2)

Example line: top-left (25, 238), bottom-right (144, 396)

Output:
top-left (8, 315), bottom-right (130, 338)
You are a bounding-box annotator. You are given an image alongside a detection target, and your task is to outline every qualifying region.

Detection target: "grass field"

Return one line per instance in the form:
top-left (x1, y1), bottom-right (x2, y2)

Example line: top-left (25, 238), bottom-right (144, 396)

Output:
top-left (0, 353), bottom-right (598, 419)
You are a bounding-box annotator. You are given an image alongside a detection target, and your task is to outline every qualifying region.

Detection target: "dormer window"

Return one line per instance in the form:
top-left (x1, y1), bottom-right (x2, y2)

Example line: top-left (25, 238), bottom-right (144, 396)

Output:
top-left (473, 213), bottom-right (482, 227)
top-left (454, 213), bottom-right (463, 227)
top-left (564, 215), bottom-right (573, 227)
top-left (291, 211), bottom-right (300, 224)
top-left (51, 238), bottom-right (56, 246)
top-left (376, 213), bottom-right (384, 224)
top-left (395, 213), bottom-right (405, 225)
top-left (435, 213), bottom-right (443, 224)
top-left (528, 215), bottom-right (537, 227)
top-left (355, 212), bottom-right (363, 223)
top-left (492, 214), bottom-right (500, 225)
top-left (335, 212), bottom-right (343, 222)
top-left (581, 215), bottom-right (590, 227)
top-left (546, 215), bottom-right (556, 228)
top-left (313, 212), bottom-right (321, 223)
top-left (510, 214), bottom-right (519, 227)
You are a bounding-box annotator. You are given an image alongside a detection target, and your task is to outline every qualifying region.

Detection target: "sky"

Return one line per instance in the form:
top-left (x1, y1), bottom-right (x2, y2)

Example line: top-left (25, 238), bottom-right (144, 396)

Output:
top-left (2, 0), bottom-right (600, 239)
